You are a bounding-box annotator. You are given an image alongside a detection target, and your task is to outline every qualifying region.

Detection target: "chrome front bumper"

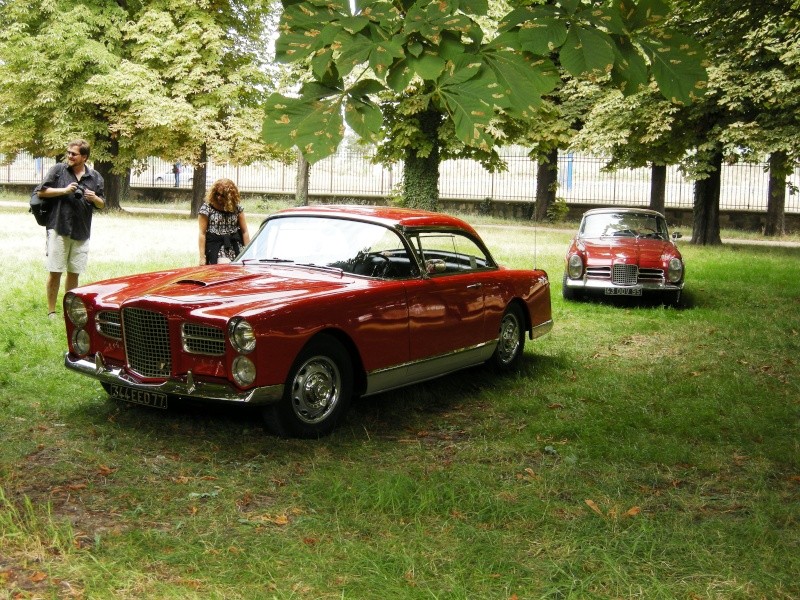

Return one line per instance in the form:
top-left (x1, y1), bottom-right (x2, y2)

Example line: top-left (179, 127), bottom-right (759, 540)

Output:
top-left (64, 353), bottom-right (284, 405)
top-left (564, 279), bottom-right (683, 292)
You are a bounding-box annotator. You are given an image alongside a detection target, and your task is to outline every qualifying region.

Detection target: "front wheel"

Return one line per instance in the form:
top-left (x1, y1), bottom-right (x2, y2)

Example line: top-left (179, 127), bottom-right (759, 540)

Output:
top-left (488, 304), bottom-right (526, 372)
top-left (263, 334), bottom-right (353, 438)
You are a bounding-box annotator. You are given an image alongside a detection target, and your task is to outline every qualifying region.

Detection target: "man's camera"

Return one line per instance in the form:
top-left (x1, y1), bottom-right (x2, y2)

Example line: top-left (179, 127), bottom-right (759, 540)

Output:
top-left (73, 183), bottom-right (86, 200)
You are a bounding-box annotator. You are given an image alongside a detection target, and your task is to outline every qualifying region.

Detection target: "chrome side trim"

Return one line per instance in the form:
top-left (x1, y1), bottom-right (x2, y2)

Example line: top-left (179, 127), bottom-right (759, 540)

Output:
top-left (65, 353), bottom-right (283, 405)
top-left (363, 342), bottom-right (496, 396)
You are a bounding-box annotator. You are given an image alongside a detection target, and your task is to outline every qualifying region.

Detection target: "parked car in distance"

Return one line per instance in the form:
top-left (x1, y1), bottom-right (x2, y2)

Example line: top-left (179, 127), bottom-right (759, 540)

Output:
top-left (63, 205), bottom-right (553, 438)
top-left (563, 207), bottom-right (685, 305)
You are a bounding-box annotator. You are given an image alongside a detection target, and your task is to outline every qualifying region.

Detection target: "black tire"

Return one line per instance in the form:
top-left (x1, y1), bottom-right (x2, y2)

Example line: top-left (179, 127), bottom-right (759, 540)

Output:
top-left (488, 304), bottom-right (526, 371)
top-left (263, 334), bottom-right (353, 438)
top-left (562, 273), bottom-right (578, 301)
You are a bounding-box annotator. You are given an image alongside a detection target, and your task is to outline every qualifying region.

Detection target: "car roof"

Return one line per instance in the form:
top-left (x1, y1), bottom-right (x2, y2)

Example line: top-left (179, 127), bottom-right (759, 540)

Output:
top-left (271, 204), bottom-right (480, 234)
top-left (582, 207), bottom-right (666, 218)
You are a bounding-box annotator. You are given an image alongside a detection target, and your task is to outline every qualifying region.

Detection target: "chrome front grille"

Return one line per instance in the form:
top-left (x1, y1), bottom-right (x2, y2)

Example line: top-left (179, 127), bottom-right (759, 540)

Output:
top-left (96, 310), bottom-right (122, 340)
top-left (122, 308), bottom-right (171, 378)
top-left (611, 264), bottom-right (638, 285)
top-left (638, 268), bottom-right (664, 282)
top-left (182, 323), bottom-right (225, 356)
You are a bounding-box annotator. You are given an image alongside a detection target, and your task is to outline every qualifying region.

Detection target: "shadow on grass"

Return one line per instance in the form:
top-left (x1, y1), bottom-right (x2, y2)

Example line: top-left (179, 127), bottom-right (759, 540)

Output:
top-left (64, 352), bottom-right (569, 446)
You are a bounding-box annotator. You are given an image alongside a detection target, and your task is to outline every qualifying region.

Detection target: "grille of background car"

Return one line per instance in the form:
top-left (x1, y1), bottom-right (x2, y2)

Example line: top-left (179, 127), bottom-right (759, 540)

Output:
top-left (181, 323), bottom-right (226, 356)
top-left (611, 264), bottom-right (639, 285)
top-left (122, 308), bottom-right (172, 378)
top-left (637, 268), bottom-right (665, 282)
top-left (96, 311), bottom-right (122, 340)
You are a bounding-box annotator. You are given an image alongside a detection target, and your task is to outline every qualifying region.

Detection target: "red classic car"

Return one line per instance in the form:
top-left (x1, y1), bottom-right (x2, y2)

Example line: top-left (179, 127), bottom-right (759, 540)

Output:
top-left (63, 205), bottom-right (553, 437)
top-left (563, 208), bottom-right (685, 305)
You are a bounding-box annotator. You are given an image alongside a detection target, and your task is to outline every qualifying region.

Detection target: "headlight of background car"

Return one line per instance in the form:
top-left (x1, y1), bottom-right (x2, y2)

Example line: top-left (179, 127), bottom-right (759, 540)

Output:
top-left (567, 254), bottom-right (584, 279)
top-left (65, 293), bottom-right (88, 327)
top-left (667, 258), bottom-right (683, 283)
top-left (228, 318), bottom-right (256, 353)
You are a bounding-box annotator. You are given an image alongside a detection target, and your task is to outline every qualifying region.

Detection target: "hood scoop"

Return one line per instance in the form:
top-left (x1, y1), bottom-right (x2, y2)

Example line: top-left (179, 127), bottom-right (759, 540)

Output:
top-left (173, 267), bottom-right (259, 288)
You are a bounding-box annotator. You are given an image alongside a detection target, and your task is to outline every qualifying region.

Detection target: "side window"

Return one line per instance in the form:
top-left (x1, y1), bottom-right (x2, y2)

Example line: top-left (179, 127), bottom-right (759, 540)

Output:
top-left (417, 231), bottom-right (492, 274)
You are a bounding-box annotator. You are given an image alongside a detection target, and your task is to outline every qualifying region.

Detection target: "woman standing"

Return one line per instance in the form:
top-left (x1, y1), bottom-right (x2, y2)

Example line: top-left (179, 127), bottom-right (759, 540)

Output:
top-left (198, 178), bottom-right (250, 265)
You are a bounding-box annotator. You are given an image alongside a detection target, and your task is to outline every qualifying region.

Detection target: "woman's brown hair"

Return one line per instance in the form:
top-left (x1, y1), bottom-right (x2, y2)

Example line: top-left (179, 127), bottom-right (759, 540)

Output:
top-left (206, 178), bottom-right (240, 213)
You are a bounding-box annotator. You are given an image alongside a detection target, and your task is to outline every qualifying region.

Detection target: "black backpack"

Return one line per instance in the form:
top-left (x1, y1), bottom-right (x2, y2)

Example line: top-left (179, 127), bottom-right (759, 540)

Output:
top-left (30, 184), bottom-right (51, 226)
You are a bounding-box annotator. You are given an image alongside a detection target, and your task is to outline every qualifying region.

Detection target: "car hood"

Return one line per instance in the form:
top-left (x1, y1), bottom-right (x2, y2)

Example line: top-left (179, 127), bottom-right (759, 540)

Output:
top-left (579, 237), bottom-right (678, 264)
top-left (80, 264), bottom-right (358, 317)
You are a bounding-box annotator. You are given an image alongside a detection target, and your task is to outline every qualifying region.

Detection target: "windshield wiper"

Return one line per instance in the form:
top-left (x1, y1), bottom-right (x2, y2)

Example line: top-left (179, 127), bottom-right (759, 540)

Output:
top-left (256, 258), bottom-right (295, 263)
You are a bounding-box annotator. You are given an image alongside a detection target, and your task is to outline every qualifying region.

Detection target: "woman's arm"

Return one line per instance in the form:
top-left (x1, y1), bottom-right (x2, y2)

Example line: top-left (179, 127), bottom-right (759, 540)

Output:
top-left (198, 214), bottom-right (209, 265)
top-left (238, 211), bottom-right (250, 246)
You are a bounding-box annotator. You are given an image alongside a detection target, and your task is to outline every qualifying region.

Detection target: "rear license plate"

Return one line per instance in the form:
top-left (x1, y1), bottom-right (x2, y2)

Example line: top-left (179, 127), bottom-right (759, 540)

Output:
top-left (605, 286), bottom-right (642, 296)
top-left (109, 383), bottom-right (168, 409)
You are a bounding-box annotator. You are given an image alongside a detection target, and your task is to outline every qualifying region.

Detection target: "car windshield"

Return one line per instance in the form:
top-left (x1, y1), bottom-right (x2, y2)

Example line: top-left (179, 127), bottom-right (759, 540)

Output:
top-left (238, 216), bottom-right (419, 279)
top-left (580, 212), bottom-right (669, 240)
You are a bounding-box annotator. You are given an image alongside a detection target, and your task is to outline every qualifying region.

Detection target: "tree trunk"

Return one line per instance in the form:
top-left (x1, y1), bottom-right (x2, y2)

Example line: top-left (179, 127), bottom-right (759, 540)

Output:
top-left (691, 149), bottom-right (723, 245)
top-left (191, 143), bottom-right (208, 218)
top-left (93, 135), bottom-right (122, 210)
top-left (534, 148), bottom-right (558, 221)
top-left (764, 151), bottom-right (787, 237)
top-left (402, 109), bottom-right (441, 211)
top-left (649, 163), bottom-right (667, 214)
top-left (296, 152), bottom-right (310, 206)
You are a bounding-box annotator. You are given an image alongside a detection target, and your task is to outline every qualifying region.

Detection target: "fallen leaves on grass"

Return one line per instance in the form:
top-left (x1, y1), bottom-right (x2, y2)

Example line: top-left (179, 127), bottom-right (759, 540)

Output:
top-left (585, 498), bottom-right (641, 519)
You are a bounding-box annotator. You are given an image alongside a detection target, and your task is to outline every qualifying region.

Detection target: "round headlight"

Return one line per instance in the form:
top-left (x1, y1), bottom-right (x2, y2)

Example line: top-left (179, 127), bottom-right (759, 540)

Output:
top-left (667, 257), bottom-right (683, 283)
top-left (72, 328), bottom-right (91, 356)
top-left (229, 318), bottom-right (256, 353)
top-left (65, 293), bottom-right (88, 328)
top-left (232, 355), bottom-right (256, 387)
top-left (567, 254), bottom-right (584, 279)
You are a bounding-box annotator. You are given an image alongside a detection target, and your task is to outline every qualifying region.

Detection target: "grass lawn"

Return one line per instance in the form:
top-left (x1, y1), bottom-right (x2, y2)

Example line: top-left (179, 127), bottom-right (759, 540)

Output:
top-left (0, 204), bottom-right (798, 599)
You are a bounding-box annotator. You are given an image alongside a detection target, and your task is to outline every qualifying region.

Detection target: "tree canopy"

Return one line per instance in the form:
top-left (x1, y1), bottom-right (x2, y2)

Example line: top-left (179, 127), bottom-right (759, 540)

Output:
top-left (263, 0), bottom-right (707, 207)
top-left (0, 0), bottom-right (279, 208)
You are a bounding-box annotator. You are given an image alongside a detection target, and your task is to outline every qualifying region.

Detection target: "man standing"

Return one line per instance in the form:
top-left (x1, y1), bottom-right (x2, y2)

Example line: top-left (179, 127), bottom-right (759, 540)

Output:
top-left (37, 139), bottom-right (105, 319)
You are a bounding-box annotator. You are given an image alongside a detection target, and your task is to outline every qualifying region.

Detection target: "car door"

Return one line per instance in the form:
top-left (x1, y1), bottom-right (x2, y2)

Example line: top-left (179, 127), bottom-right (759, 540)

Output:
top-left (405, 230), bottom-right (492, 365)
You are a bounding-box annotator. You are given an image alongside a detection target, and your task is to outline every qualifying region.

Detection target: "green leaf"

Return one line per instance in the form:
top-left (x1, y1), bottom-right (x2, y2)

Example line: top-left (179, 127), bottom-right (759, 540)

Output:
top-left (435, 56), bottom-right (495, 150)
top-left (386, 57), bottom-right (415, 92)
top-left (344, 96), bottom-right (382, 141)
top-left (577, 5), bottom-right (627, 36)
top-left (610, 37), bottom-right (649, 95)
top-left (262, 93), bottom-right (344, 163)
top-left (411, 53), bottom-right (447, 80)
top-left (517, 17), bottom-right (569, 55)
top-left (560, 25), bottom-right (615, 78)
top-left (640, 32), bottom-right (707, 104)
top-left (482, 50), bottom-right (560, 117)
top-left (458, 0), bottom-right (489, 16)
top-left (627, 0), bottom-right (670, 31)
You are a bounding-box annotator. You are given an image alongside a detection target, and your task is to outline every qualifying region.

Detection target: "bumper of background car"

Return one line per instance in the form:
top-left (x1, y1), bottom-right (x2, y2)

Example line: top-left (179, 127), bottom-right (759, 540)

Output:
top-left (65, 353), bottom-right (284, 405)
top-left (564, 279), bottom-right (684, 292)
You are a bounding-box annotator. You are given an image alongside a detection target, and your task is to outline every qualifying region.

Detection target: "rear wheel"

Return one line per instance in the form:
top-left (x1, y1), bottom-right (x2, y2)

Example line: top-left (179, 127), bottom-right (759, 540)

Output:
top-left (263, 334), bottom-right (353, 438)
top-left (488, 304), bottom-right (525, 371)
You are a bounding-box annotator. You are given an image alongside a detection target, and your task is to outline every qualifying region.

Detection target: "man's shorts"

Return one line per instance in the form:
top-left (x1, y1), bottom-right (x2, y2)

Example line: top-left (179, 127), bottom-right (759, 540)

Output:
top-left (46, 229), bottom-right (90, 274)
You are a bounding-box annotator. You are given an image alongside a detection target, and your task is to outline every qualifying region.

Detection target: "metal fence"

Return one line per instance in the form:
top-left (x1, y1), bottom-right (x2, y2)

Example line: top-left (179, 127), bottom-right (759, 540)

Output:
top-left (3, 148), bottom-right (799, 212)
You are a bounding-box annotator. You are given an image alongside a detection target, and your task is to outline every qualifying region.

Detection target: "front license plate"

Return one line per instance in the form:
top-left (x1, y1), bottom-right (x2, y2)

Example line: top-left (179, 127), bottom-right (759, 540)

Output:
top-left (109, 383), bottom-right (168, 409)
top-left (605, 286), bottom-right (642, 296)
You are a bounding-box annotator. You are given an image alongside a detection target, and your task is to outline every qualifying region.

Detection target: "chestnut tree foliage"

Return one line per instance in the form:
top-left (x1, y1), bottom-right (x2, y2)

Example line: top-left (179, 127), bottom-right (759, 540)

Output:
top-left (571, 0), bottom-right (800, 241)
top-left (0, 0), bottom-right (278, 210)
top-left (263, 0), bottom-right (707, 209)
